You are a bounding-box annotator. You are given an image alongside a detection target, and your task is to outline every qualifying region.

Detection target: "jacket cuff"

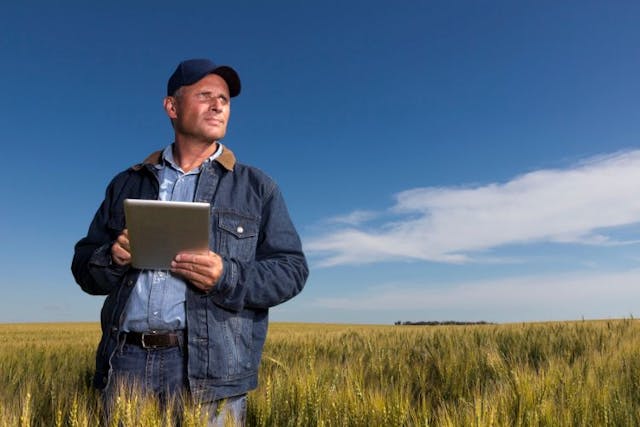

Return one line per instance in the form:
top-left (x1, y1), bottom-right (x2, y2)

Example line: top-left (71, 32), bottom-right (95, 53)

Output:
top-left (211, 257), bottom-right (238, 296)
top-left (89, 243), bottom-right (130, 275)
top-left (207, 257), bottom-right (243, 311)
top-left (88, 243), bottom-right (113, 267)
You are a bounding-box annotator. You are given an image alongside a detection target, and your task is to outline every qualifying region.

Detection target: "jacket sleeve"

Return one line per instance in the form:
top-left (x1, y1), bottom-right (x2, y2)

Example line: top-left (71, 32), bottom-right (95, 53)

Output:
top-left (71, 177), bottom-right (130, 295)
top-left (208, 185), bottom-right (308, 312)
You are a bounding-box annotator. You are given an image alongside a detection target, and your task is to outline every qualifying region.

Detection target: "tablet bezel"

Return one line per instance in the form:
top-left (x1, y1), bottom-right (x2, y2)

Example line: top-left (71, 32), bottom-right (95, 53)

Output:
top-left (124, 199), bottom-right (210, 270)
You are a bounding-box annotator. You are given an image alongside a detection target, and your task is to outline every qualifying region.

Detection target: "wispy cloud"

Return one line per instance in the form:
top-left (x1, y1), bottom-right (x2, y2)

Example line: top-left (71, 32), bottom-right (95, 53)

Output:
top-left (311, 269), bottom-right (640, 319)
top-left (325, 210), bottom-right (379, 226)
top-left (306, 150), bottom-right (640, 267)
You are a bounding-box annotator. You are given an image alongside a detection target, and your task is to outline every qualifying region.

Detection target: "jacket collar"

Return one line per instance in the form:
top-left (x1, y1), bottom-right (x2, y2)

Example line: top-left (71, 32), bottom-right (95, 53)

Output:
top-left (132, 143), bottom-right (236, 172)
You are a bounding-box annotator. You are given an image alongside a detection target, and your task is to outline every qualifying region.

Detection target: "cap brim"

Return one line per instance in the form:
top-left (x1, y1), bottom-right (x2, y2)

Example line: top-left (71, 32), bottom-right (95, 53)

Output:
top-left (212, 66), bottom-right (241, 98)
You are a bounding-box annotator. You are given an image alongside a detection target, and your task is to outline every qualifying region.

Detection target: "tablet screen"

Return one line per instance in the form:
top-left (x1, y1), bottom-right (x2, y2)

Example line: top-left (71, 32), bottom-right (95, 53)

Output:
top-left (124, 199), bottom-right (210, 269)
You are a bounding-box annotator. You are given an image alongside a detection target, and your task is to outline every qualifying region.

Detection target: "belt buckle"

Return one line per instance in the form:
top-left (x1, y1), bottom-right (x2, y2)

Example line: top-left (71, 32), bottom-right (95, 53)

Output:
top-left (141, 331), bottom-right (159, 349)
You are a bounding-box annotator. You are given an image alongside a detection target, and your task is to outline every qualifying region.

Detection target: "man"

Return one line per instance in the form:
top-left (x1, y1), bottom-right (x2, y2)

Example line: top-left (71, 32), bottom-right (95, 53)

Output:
top-left (72, 58), bottom-right (308, 425)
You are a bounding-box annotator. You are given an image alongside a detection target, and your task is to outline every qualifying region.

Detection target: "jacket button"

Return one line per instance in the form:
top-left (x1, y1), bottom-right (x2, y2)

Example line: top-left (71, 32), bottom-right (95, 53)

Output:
top-left (236, 226), bottom-right (244, 234)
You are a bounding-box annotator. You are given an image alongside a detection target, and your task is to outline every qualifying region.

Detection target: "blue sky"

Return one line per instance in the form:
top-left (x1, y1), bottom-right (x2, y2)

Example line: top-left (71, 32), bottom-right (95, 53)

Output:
top-left (1, 1), bottom-right (640, 324)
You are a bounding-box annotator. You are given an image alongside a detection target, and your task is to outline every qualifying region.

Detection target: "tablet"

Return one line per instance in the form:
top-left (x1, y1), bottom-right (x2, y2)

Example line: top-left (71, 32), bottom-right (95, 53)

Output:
top-left (124, 199), bottom-right (210, 269)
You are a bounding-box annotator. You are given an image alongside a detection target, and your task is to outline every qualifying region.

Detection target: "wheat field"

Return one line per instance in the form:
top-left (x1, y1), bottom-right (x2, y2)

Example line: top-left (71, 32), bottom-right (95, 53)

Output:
top-left (1, 319), bottom-right (640, 426)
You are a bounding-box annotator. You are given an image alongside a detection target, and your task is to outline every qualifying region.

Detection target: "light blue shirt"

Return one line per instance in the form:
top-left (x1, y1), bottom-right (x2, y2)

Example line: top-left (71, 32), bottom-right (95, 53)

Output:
top-left (122, 143), bottom-right (223, 332)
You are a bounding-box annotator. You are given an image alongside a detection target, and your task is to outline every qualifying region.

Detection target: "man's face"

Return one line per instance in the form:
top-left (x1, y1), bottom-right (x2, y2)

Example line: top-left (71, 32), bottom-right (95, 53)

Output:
top-left (166, 73), bottom-right (231, 143)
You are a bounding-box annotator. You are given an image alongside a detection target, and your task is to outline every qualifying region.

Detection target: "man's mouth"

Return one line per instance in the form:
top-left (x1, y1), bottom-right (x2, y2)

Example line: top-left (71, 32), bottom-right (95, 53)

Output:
top-left (204, 117), bottom-right (223, 125)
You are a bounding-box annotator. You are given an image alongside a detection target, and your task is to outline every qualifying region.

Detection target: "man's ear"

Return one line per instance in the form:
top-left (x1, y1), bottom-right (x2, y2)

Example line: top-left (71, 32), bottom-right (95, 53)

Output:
top-left (163, 96), bottom-right (178, 119)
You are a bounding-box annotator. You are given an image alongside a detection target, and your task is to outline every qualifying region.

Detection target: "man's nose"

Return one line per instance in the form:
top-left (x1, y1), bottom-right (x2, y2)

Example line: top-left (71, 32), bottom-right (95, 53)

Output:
top-left (209, 100), bottom-right (222, 112)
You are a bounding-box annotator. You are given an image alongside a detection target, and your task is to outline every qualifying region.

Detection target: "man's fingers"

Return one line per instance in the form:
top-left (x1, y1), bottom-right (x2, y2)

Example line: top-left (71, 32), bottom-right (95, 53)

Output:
top-left (111, 229), bottom-right (132, 266)
top-left (171, 251), bottom-right (223, 292)
top-left (172, 260), bottom-right (200, 274)
top-left (112, 243), bottom-right (131, 262)
top-left (174, 252), bottom-right (211, 265)
top-left (116, 234), bottom-right (130, 253)
top-left (170, 264), bottom-right (210, 291)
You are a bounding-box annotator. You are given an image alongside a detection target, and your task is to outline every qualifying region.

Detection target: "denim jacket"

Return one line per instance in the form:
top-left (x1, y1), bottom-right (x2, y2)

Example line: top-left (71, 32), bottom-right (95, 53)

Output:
top-left (71, 145), bottom-right (308, 401)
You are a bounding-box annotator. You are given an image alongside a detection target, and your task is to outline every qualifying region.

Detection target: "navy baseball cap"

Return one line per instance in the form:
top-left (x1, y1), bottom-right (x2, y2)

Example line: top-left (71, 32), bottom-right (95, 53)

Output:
top-left (167, 58), bottom-right (241, 97)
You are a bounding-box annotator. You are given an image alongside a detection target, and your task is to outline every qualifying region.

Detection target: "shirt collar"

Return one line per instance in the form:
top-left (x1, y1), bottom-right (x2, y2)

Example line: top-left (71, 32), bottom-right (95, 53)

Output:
top-left (134, 143), bottom-right (236, 172)
top-left (159, 143), bottom-right (224, 172)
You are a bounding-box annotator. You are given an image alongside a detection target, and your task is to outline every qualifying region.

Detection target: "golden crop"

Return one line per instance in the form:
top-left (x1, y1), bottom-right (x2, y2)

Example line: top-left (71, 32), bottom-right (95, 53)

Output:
top-left (1, 320), bottom-right (639, 426)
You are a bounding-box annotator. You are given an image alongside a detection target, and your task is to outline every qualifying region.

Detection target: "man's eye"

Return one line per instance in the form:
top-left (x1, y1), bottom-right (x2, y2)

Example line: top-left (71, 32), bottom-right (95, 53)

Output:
top-left (195, 93), bottom-right (228, 104)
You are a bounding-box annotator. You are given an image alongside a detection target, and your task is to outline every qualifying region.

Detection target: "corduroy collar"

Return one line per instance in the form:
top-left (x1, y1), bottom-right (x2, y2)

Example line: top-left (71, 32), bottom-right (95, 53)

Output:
top-left (132, 143), bottom-right (236, 172)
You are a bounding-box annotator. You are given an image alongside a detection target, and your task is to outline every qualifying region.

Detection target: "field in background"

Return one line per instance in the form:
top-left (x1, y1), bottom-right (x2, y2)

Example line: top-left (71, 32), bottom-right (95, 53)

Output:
top-left (1, 320), bottom-right (640, 426)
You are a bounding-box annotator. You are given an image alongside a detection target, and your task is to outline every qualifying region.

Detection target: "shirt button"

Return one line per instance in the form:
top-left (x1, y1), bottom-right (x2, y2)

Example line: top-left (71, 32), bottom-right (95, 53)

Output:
top-left (236, 226), bottom-right (244, 234)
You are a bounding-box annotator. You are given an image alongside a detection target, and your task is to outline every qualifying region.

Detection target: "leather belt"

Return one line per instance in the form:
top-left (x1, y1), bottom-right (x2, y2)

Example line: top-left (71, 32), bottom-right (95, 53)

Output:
top-left (125, 331), bottom-right (181, 349)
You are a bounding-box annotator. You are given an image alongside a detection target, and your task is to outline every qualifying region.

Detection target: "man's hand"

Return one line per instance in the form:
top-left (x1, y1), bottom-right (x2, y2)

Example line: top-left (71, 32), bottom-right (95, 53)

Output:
top-left (171, 250), bottom-right (224, 292)
top-left (111, 229), bottom-right (131, 266)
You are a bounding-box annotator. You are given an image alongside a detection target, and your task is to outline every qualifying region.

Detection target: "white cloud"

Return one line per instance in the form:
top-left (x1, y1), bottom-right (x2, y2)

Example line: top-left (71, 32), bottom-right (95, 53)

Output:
top-left (306, 150), bottom-right (640, 266)
top-left (325, 210), bottom-right (378, 226)
top-left (310, 269), bottom-right (640, 321)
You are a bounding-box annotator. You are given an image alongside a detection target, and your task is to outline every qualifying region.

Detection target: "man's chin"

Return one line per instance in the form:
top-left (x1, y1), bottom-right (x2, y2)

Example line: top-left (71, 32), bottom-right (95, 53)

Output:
top-left (204, 128), bottom-right (226, 141)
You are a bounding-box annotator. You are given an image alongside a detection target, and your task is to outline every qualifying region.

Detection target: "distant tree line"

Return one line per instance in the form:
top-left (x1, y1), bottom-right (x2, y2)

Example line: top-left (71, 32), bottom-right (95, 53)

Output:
top-left (394, 320), bottom-right (494, 326)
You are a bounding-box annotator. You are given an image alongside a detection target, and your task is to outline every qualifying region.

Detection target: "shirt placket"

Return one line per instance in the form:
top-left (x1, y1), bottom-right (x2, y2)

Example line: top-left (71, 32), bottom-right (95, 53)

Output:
top-left (148, 270), bottom-right (167, 330)
top-left (147, 167), bottom-right (197, 331)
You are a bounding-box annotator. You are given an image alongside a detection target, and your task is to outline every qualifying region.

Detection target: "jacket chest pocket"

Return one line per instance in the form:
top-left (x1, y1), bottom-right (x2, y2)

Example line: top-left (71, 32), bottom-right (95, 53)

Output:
top-left (216, 211), bottom-right (259, 261)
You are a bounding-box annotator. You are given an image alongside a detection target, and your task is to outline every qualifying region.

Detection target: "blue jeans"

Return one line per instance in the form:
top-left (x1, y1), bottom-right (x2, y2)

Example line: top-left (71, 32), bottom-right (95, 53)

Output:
top-left (104, 334), bottom-right (247, 426)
